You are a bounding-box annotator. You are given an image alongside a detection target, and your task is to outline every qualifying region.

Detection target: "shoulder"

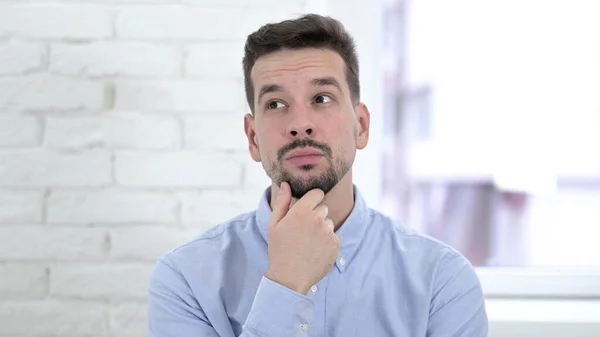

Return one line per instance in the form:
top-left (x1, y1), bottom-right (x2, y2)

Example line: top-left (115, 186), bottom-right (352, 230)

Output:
top-left (159, 210), bottom-right (259, 268)
top-left (149, 210), bottom-right (261, 299)
top-left (368, 208), bottom-right (482, 302)
top-left (366, 208), bottom-right (474, 280)
top-left (368, 208), bottom-right (463, 258)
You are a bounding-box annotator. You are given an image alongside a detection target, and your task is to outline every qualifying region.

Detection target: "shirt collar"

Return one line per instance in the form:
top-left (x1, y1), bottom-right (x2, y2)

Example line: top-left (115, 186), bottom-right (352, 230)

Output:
top-left (255, 185), bottom-right (369, 273)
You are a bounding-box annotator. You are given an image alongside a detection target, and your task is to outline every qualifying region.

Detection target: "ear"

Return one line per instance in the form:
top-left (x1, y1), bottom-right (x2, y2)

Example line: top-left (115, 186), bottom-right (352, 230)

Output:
top-left (244, 113), bottom-right (262, 162)
top-left (355, 102), bottom-right (370, 150)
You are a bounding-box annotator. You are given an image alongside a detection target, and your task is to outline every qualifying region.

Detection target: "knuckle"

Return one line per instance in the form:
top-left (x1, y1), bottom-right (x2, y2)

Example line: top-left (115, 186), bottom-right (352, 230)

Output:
top-left (310, 214), bottom-right (322, 225)
top-left (316, 207), bottom-right (327, 219)
top-left (331, 235), bottom-right (341, 248)
top-left (325, 218), bottom-right (334, 229)
top-left (290, 210), bottom-right (304, 222)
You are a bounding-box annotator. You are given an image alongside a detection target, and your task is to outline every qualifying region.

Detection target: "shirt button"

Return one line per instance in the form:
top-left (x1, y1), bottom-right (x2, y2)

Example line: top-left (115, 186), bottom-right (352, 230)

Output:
top-left (339, 257), bottom-right (346, 266)
top-left (300, 323), bottom-right (309, 332)
top-left (310, 285), bottom-right (318, 293)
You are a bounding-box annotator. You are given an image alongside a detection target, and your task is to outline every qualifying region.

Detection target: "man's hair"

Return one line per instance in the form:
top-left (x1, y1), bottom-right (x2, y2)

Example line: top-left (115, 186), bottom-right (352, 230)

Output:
top-left (242, 13), bottom-right (360, 113)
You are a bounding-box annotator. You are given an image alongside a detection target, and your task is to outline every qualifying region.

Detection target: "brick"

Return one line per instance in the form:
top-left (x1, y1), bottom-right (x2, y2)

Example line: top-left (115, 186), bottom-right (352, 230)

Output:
top-left (0, 190), bottom-right (43, 223)
top-left (184, 0), bottom-right (303, 5)
top-left (47, 189), bottom-right (178, 224)
top-left (0, 5), bottom-right (112, 39)
top-left (50, 42), bottom-right (181, 77)
top-left (115, 151), bottom-right (243, 188)
top-left (45, 113), bottom-right (180, 150)
top-left (109, 302), bottom-right (148, 337)
top-left (184, 113), bottom-right (248, 150)
top-left (116, 6), bottom-right (302, 40)
top-left (0, 75), bottom-right (106, 111)
top-left (110, 227), bottom-right (199, 260)
top-left (108, 0), bottom-right (171, 2)
top-left (0, 227), bottom-right (107, 260)
top-left (179, 189), bottom-right (262, 227)
top-left (0, 300), bottom-right (106, 336)
top-left (116, 6), bottom-right (215, 40)
top-left (0, 40), bottom-right (43, 75)
top-left (185, 42), bottom-right (244, 79)
top-left (0, 263), bottom-right (48, 299)
top-left (32, 0), bottom-right (172, 2)
top-left (0, 150), bottom-right (111, 187)
top-left (0, 114), bottom-right (40, 147)
top-left (50, 263), bottom-right (154, 300)
top-left (114, 80), bottom-right (246, 112)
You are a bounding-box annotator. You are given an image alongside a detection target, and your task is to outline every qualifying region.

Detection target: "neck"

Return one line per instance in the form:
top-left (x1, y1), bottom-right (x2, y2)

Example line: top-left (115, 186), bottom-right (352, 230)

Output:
top-left (270, 171), bottom-right (355, 231)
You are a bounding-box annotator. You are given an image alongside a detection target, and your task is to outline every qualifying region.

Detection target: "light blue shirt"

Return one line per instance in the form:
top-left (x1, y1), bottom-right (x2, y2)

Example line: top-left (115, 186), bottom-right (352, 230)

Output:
top-left (148, 186), bottom-right (488, 337)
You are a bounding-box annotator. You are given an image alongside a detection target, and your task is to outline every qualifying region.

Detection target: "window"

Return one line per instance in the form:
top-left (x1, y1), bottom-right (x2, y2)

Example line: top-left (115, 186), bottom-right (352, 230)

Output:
top-left (381, 0), bottom-right (600, 271)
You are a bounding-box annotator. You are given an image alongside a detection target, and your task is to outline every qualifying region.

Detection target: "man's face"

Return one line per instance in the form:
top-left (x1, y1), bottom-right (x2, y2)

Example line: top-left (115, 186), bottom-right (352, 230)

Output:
top-left (244, 48), bottom-right (369, 199)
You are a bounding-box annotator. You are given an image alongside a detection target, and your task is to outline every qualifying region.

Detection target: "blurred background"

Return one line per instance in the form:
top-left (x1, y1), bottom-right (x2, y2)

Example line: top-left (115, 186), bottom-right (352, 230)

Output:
top-left (0, 0), bottom-right (598, 336)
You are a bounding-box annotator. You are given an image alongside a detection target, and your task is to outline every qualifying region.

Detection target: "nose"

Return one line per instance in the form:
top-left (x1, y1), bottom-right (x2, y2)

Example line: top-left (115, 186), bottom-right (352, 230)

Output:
top-left (286, 107), bottom-right (316, 138)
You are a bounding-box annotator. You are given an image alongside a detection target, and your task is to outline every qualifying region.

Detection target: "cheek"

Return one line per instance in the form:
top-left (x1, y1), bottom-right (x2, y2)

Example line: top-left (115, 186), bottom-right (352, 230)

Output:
top-left (328, 118), bottom-right (354, 142)
top-left (257, 126), bottom-right (282, 157)
top-left (337, 123), bottom-right (359, 154)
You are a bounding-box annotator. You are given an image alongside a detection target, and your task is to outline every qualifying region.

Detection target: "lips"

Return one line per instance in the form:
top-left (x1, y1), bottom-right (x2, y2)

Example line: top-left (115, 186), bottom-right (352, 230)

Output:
top-left (286, 148), bottom-right (324, 166)
top-left (286, 148), bottom-right (323, 159)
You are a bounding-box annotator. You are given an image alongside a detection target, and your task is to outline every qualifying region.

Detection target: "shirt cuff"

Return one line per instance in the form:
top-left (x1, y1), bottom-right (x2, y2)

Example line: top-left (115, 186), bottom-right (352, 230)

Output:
top-left (244, 276), bottom-right (315, 337)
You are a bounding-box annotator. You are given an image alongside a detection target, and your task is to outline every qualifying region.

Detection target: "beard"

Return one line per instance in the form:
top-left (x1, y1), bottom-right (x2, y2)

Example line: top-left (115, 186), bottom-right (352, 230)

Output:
top-left (266, 138), bottom-right (353, 199)
top-left (277, 161), bottom-right (342, 199)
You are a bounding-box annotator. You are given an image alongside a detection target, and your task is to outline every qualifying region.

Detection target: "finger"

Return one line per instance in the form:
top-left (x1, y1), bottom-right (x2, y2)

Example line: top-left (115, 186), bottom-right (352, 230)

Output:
top-left (314, 203), bottom-right (329, 220)
top-left (324, 218), bottom-right (334, 232)
top-left (292, 188), bottom-right (325, 211)
top-left (269, 181), bottom-right (291, 229)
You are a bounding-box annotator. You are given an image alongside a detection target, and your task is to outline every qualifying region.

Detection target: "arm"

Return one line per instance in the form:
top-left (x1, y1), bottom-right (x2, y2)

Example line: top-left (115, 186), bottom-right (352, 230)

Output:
top-left (426, 251), bottom-right (488, 337)
top-left (148, 254), bottom-right (315, 337)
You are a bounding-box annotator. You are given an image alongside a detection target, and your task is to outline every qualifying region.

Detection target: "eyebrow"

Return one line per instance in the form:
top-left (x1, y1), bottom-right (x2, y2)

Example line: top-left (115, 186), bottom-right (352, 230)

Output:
top-left (257, 84), bottom-right (284, 104)
top-left (310, 76), bottom-right (343, 93)
top-left (256, 76), bottom-right (343, 104)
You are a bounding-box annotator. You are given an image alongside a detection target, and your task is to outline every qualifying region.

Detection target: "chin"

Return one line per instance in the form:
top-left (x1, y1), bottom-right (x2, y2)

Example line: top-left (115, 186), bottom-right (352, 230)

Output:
top-left (290, 162), bottom-right (328, 172)
top-left (299, 164), bottom-right (318, 171)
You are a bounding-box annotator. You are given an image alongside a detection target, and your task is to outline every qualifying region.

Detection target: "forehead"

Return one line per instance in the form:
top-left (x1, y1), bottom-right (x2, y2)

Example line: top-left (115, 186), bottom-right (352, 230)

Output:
top-left (251, 48), bottom-right (347, 88)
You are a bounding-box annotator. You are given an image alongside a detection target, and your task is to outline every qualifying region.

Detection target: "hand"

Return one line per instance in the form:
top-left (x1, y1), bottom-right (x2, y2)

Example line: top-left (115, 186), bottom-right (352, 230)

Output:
top-left (265, 182), bottom-right (340, 295)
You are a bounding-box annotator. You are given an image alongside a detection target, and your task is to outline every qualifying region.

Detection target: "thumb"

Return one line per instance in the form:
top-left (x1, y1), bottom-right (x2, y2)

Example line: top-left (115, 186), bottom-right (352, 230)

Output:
top-left (269, 181), bottom-right (291, 228)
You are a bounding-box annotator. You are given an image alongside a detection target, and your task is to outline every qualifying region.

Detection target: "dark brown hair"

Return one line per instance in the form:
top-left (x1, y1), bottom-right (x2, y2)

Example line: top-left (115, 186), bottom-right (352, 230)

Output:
top-left (242, 13), bottom-right (360, 113)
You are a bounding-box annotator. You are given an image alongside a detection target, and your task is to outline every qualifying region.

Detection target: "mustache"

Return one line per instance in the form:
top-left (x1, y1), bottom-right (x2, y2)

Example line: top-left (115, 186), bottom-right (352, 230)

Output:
top-left (277, 138), bottom-right (332, 162)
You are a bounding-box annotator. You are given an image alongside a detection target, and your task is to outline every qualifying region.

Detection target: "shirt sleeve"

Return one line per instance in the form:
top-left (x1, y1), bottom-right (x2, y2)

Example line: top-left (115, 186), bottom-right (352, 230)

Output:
top-left (243, 276), bottom-right (315, 336)
top-left (426, 250), bottom-right (488, 337)
top-left (148, 254), bottom-right (220, 337)
top-left (148, 254), bottom-right (315, 337)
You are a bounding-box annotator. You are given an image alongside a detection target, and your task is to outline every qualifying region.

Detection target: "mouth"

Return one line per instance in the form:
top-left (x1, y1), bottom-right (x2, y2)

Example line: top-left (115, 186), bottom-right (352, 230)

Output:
top-left (286, 148), bottom-right (325, 166)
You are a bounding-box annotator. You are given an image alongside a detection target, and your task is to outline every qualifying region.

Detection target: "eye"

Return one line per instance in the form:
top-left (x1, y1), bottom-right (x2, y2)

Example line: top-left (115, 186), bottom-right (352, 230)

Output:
top-left (267, 100), bottom-right (286, 110)
top-left (314, 94), bottom-right (332, 104)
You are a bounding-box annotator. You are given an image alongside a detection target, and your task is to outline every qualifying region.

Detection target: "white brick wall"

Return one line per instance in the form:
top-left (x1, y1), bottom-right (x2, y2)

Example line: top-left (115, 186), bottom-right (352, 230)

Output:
top-left (0, 300), bottom-right (106, 336)
top-left (0, 1), bottom-right (302, 336)
top-left (0, 75), bottom-right (106, 111)
top-left (0, 190), bottom-right (44, 223)
top-left (0, 5), bottom-right (113, 39)
top-left (114, 79), bottom-right (246, 112)
top-left (0, 115), bottom-right (41, 147)
top-left (50, 42), bottom-right (183, 78)
top-left (45, 113), bottom-right (181, 150)
top-left (0, 41), bottom-right (44, 75)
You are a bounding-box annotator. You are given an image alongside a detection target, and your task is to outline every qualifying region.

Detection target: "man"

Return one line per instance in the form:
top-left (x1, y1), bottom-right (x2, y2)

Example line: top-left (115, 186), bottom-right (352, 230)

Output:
top-left (148, 14), bottom-right (488, 337)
